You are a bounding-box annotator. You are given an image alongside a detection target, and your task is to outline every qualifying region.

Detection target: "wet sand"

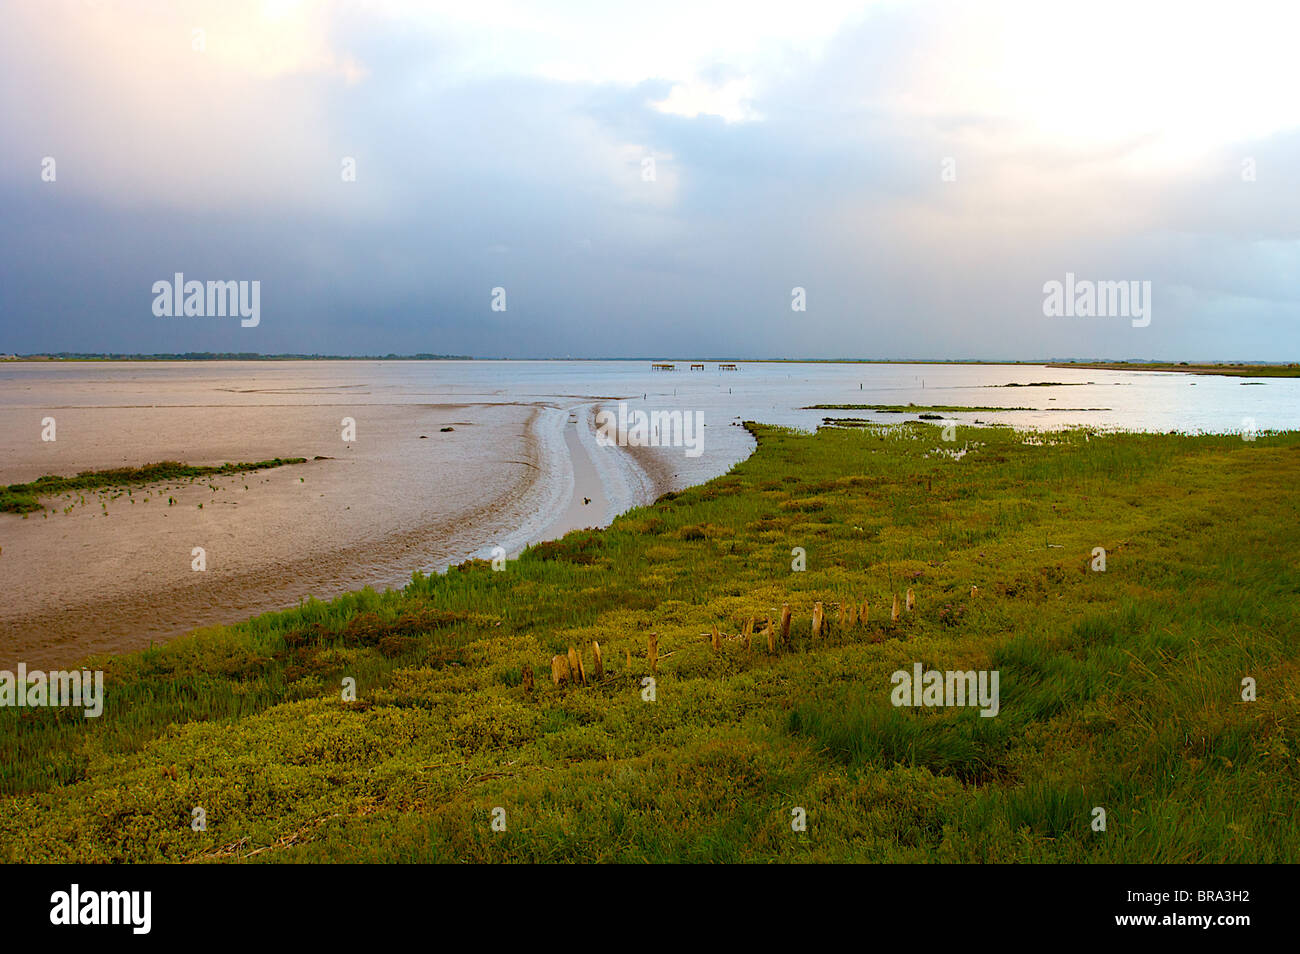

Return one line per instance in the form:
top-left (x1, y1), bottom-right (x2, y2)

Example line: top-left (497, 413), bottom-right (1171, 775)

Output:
top-left (542, 412), bottom-right (612, 540)
top-left (0, 399), bottom-right (672, 669)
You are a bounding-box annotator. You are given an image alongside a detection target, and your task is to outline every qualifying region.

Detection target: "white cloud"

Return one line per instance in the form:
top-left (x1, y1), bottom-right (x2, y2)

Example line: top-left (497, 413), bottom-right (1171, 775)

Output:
top-left (653, 77), bottom-right (762, 123)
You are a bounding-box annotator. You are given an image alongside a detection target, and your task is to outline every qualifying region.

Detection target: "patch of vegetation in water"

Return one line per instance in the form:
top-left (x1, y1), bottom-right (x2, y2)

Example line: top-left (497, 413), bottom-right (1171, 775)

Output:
top-left (806, 404), bottom-right (1035, 413)
top-left (1048, 361), bottom-right (1300, 378)
top-left (993, 381), bottom-right (1089, 388)
top-left (0, 458), bottom-right (307, 513)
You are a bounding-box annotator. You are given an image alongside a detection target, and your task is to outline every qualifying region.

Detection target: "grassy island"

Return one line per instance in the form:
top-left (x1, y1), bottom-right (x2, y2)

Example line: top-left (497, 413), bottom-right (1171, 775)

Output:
top-left (1, 459), bottom-right (308, 514)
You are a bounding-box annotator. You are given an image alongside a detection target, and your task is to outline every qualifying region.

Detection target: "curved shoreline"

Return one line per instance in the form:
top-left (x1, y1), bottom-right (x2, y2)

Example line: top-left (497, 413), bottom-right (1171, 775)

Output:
top-left (0, 401), bottom-right (704, 669)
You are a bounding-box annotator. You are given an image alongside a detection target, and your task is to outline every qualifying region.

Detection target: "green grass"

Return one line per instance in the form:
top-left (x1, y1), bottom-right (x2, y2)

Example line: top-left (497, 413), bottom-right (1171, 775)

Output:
top-left (1, 423), bottom-right (1297, 862)
top-left (0, 458), bottom-right (307, 513)
top-left (994, 381), bottom-right (1087, 387)
top-left (1048, 361), bottom-right (1300, 378)
top-left (806, 404), bottom-right (1035, 413)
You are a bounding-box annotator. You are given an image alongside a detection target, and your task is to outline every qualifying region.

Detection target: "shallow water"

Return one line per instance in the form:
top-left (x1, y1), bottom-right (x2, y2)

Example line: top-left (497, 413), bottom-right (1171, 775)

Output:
top-left (1, 359), bottom-right (1294, 667)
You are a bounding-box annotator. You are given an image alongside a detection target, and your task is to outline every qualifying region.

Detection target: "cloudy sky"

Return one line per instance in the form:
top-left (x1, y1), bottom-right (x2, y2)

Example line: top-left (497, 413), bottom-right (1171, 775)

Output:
top-left (1, 0), bottom-right (1298, 359)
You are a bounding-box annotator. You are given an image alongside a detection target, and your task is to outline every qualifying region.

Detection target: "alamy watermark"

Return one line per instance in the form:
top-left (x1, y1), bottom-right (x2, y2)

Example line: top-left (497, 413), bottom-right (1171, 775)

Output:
top-left (50, 885), bottom-right (150, 934)
top-left (1042, 272), bottom-right (1150, 327)
top-left (595, 402), bottom-right (704, 458)
top-left (152, 273), bottom-right (260, 327)
top-left (891, 664), bottom-right (1000, 717)
top-left (0, 665), bottom-right (103, 717)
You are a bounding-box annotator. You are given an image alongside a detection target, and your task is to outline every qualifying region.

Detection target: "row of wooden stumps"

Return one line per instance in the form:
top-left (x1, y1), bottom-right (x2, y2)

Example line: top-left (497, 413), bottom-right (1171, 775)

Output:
top-left (714, 588), bottom-right (920, 654)
top-left (531, 586), bottom-right (937, 689)
top-left (544, 632), bottom-right (667, 689)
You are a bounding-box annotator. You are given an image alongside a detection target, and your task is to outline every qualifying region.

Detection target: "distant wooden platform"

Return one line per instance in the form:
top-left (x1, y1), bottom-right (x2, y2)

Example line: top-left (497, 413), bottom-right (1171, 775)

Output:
top-left (719, 363), bottom-right (738, 370)
top-left (651, 363), bottom-right (676, 371)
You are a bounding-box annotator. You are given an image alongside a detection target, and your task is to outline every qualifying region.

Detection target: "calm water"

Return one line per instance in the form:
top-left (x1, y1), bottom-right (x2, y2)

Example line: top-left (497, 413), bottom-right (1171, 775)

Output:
top-left (1, 360), bottom-right (1295, 666)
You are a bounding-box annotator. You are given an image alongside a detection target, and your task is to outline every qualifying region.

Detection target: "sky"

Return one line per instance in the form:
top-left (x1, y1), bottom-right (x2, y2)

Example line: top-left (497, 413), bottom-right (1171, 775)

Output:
top-left (1, 0), bottom-right (1298, 360)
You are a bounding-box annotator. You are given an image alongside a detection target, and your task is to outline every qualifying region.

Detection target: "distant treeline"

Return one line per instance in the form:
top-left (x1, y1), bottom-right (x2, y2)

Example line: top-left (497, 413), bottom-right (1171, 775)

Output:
top-left (9, 353), bottom-right (474, 361)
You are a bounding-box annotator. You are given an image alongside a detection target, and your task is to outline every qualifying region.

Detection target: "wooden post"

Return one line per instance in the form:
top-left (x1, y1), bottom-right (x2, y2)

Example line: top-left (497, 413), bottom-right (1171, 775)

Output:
top-left (521, 664), bottom-right (534, 693)
top-left (837, 603), bottom-right (847, 629)
top-left (860, 601), bottom-right (869, 625)
top-left (648, 633), bottom-right (658, 673)
top-left (891, 594), bottom-right (900, 623)
top-left (906, 588), bottom-right (916, 612)
top-left (779, 604), bottom-right (791, 642)
top-left (591, 642), bottom-right (603, 680)
top-left (811, 601), bottom-right (824, 639)
top-left (568, 646), bottom-right (585, 686)
top-left (711, 623), bottom-right (721, 652)
top-left (551, 655), bottom-right (570, 686)
top-left (765, 621), bottom-right (776, 654)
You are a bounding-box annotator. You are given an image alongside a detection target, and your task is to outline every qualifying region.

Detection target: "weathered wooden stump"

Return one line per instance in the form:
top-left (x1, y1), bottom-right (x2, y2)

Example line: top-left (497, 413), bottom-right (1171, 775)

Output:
top-left (568, 646), bottom-right (586, 685)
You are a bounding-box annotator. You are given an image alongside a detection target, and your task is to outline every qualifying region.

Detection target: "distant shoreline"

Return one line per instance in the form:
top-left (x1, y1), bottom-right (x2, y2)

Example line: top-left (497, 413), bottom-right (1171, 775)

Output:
top-left (3, 355), bottom-right (1297, 374)
top-left (0, 353), bottom-right (472, 362)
